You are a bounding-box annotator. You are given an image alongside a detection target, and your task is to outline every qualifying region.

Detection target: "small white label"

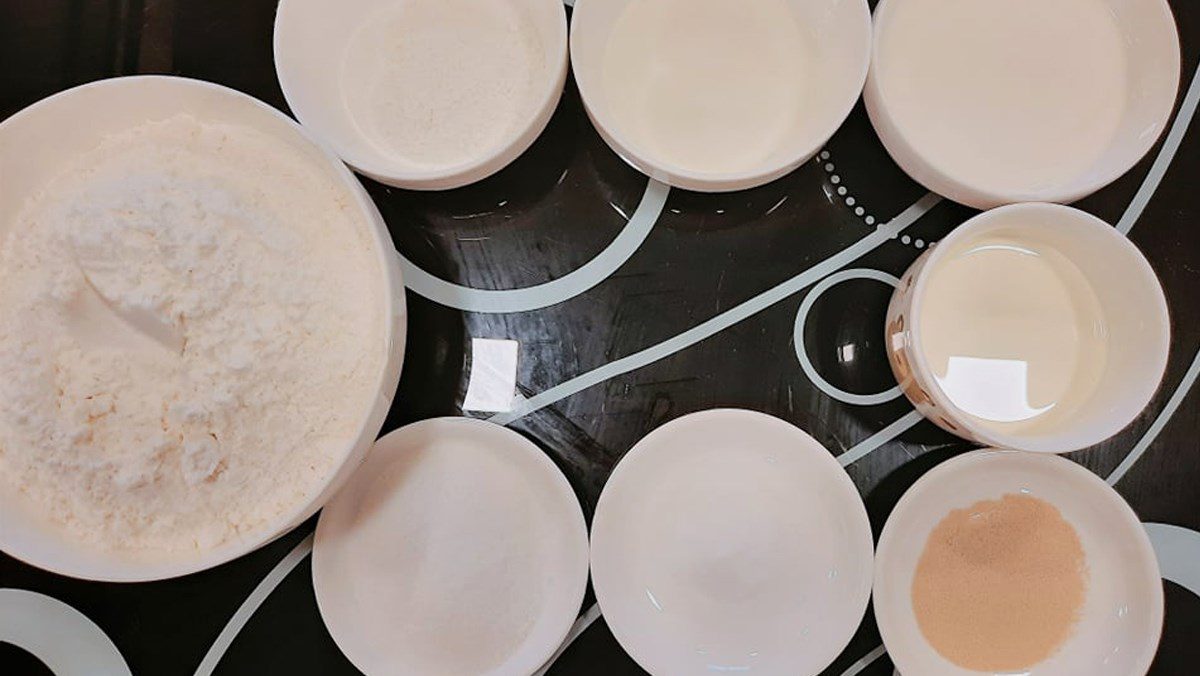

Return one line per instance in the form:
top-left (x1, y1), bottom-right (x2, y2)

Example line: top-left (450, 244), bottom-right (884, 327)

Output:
top-left (463, 338), bottom-right (519, 413)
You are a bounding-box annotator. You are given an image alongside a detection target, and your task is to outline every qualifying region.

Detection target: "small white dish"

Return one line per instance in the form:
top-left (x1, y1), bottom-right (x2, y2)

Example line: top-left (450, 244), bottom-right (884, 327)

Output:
top-left (590, 409), bottom-right (874, 676)
top-left (886, 203), bottom-right (1169, 454)
top-left (274, 0), bottom-right (568, 190)
top-left (312, 418), bottom-right (589, 676)
top-left (865, 0), bottom-right (1180, 209)
top-left (570, 0), bottom-right (871, 192)
top-left (0, 76), bottom-right (405, 582)
top-left (875, 450), bottom-right (1163, 676)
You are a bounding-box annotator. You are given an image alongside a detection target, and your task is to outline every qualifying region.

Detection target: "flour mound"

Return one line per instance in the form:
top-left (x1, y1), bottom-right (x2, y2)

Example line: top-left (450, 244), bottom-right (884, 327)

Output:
top-left (0, 116), bottom-right (384, 553)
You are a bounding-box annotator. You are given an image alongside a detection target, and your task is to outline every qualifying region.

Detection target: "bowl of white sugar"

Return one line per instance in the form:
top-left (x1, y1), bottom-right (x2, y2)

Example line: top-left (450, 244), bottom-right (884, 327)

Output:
top-left (273, 0), bottom-right (569, 190)
top-left (570, 0), bottom-right (872, 193)
top-left (0, 76), bottom-right (406, 581)
top-left (865, 0), bottom-right (1181, 209)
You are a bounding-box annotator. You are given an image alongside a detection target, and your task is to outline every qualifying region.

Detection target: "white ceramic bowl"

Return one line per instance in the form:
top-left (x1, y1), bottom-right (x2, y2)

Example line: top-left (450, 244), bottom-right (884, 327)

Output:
top-left (865, 0), bottom-right (1181, 209)
top-left (313, 418), bottom-right (589, 676)
top-left (886, 203), bottom-right (1169, 454)
top-left (875, 450), bottom-right (1163, 676)
top-left (590, 409), bottom-right (874, 676)
top-left (0, 76), bottom-right (406, 581)
top-left (570, 0), bottom-right (871, 193)
top-left (274, 0), bottom-right (568, 190)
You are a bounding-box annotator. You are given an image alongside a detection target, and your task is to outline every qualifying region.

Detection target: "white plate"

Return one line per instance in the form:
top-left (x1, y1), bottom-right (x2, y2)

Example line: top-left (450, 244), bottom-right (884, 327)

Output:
top-left (874, 450), bottom-right (1163, 676)
top-left (312, 418), bottom-right (589, 676)
top-left (590, 409), bottom-right (874, 676)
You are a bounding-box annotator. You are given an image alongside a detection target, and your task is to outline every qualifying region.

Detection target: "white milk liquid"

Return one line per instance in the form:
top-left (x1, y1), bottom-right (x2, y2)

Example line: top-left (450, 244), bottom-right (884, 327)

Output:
top-left (918, 239), bottom-right (1108, 430)
top-left (601, 0), bottom-right (814, 174)
top-left (340, 0), bottom-right (543, 169)
top-left (875, 0), bottom-right (1128, 193)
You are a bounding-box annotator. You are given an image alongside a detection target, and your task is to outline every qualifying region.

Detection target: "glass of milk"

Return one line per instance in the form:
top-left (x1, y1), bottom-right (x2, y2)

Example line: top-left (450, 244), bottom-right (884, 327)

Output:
top-left (886, 204), bottom-right (1169, 453)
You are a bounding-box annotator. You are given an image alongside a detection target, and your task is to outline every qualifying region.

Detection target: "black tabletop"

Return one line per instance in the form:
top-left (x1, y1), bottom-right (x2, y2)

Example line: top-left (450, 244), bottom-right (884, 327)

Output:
top-left (2, 1), bottom-right (1199, 674)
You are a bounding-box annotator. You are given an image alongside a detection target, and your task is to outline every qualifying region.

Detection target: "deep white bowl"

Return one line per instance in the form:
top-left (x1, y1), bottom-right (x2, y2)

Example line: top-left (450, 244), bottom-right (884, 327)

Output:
top-left (0, 76), bottom-right (406, 581)
top-left (885, 203), bottom-right (1170, 454)
top-left (875, 450), bottom-right (1163, 676)
top-left (274, 0), bottom-right (569, 190)
top-left (570, 0), bottom-right (872, 192)
top-left (865, 0), bottom-right (1181, 209)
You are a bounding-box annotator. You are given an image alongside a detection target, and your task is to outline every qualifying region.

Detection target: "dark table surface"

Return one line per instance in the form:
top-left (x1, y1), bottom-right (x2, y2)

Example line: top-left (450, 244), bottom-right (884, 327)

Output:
top-left (2, 1), bottom-right (1199, 674)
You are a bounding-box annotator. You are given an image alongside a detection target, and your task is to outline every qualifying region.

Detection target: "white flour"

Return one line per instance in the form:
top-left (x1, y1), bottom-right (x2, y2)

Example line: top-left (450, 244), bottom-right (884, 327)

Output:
top-left (0, 116), bottom-right (384, 553)
top-left (341, 0), bottom-right (544, 169)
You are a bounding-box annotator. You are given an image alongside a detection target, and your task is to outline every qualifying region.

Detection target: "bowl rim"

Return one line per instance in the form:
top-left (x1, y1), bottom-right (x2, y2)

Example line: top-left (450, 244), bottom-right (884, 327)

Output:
top-left (0, 74), bottom-right (406, 582)
top-left (865, 0), bottom-right (1183, 209)
top-left (272, 0), bottom-right (570, 190)
top-left (569, 0), bottom-right (873, 193)
top-left (873, 449), bottom-right (1165, 676)
top-left (903, 203), bottom-right (1170, 454)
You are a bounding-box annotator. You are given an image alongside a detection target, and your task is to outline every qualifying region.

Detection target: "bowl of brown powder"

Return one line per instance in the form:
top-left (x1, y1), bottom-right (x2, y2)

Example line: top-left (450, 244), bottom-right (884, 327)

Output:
top-left (874, 450), bottom-right (1163, 675)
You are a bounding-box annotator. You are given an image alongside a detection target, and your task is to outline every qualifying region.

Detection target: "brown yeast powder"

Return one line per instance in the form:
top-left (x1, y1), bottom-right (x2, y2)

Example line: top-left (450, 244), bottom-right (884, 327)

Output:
top-left (911, 493), bottom-right (1087, 671)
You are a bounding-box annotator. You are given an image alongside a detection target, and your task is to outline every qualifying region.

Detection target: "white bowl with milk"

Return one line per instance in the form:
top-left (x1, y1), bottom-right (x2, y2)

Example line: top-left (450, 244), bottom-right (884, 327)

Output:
top-left (865, 0), bottom-right (1180, 209)
top-left (570, 0), bottom-right (872, 192)
top-left (885, 203), bottom-right (1169, 454)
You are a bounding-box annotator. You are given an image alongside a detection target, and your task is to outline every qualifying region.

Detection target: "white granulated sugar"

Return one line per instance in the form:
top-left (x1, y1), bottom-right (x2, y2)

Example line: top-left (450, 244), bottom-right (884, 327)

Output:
top-left (341, 0), bottom-right (545, 168)
top-left (0, 116), bottom-right (383, 553)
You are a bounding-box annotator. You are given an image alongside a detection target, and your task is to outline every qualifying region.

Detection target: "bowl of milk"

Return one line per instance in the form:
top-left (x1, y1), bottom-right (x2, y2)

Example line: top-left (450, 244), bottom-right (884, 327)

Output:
top-left (885, 203), bottom-right (1169, 453)
top-left (865, 0), bottom-right (1181, 209)
top-left (570, 0), bottom-right (871, 192)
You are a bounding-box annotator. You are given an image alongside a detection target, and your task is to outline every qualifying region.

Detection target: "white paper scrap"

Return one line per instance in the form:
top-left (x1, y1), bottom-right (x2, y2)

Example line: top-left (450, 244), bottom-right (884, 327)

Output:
top-left (463, 338), bottom-right (519, 412)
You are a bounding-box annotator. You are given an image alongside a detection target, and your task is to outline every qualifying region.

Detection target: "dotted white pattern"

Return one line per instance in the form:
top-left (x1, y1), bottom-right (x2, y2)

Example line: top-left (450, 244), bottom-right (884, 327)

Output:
top-left (818, 150), bottom-right (935, 251)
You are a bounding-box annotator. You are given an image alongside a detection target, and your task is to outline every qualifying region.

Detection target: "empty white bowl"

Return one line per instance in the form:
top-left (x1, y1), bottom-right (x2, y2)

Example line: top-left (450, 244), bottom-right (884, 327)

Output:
top-left (865, 0), bottom-right (1181, 209)
top-left (0, 76), bottom-right (406, 581)
top-left (875, 450), bottom-right (1163, 676)
top-left (313, 418), bottom-right (589, 676)
top-left (590, 409), bottom-right (874, 676)
top-left (274, 0), bottom-right (568, 190)
top-left (570, 0), bottom-right (871, 192)
top-left (886, 203), bottom-right (1169, 454)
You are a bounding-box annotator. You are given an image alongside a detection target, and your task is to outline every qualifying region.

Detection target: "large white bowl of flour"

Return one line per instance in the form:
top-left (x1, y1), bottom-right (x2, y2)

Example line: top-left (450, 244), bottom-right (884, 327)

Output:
top-left (0, 76), bottom-right (406, 581)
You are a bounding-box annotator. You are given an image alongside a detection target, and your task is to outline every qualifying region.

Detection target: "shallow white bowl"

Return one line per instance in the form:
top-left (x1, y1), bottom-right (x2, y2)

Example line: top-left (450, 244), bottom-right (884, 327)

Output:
top-left (274, 0), bottom-right (568, 190)
top-left (590, 409), bottom-right (874, 676)
top-left (885, 203), bottom-right (1169, 454)
top-left (570, 0), bottom-right (871, 193)
top-left (875, 450), bottom-right (1163, 676)
top-left (313, 418), bottom-right (589, 676)
top-left (865, 0), bottom-right (1181, 209)
top-left (0, 76), bottom-right (406, 582)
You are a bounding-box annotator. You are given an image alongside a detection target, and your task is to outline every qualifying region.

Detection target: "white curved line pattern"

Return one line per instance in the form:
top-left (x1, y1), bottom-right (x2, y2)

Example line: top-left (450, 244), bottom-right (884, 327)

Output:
top-left (489, 193), bottom-right (942, 425)
top-left (1145, 523), bottom-right (1200, 598)
top-left (193, 533), bottom-right (315, 676)
top-left (1108, 346), bottom-right (1200, 486)
top-left (839, 644), bottom-right (888, 676)
top-left (1118, 63), bottom-right (1200, 235)
top-left (532, 603), bottom-right (602, 676)
top-left (0, 588), bottom-right (131, 676)
top-left (398, 179), bottom-right (669, 313)
top-left (793, 268), bottom-right (903, 406)
top-left (837, 409), bottom-right (926, 468)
